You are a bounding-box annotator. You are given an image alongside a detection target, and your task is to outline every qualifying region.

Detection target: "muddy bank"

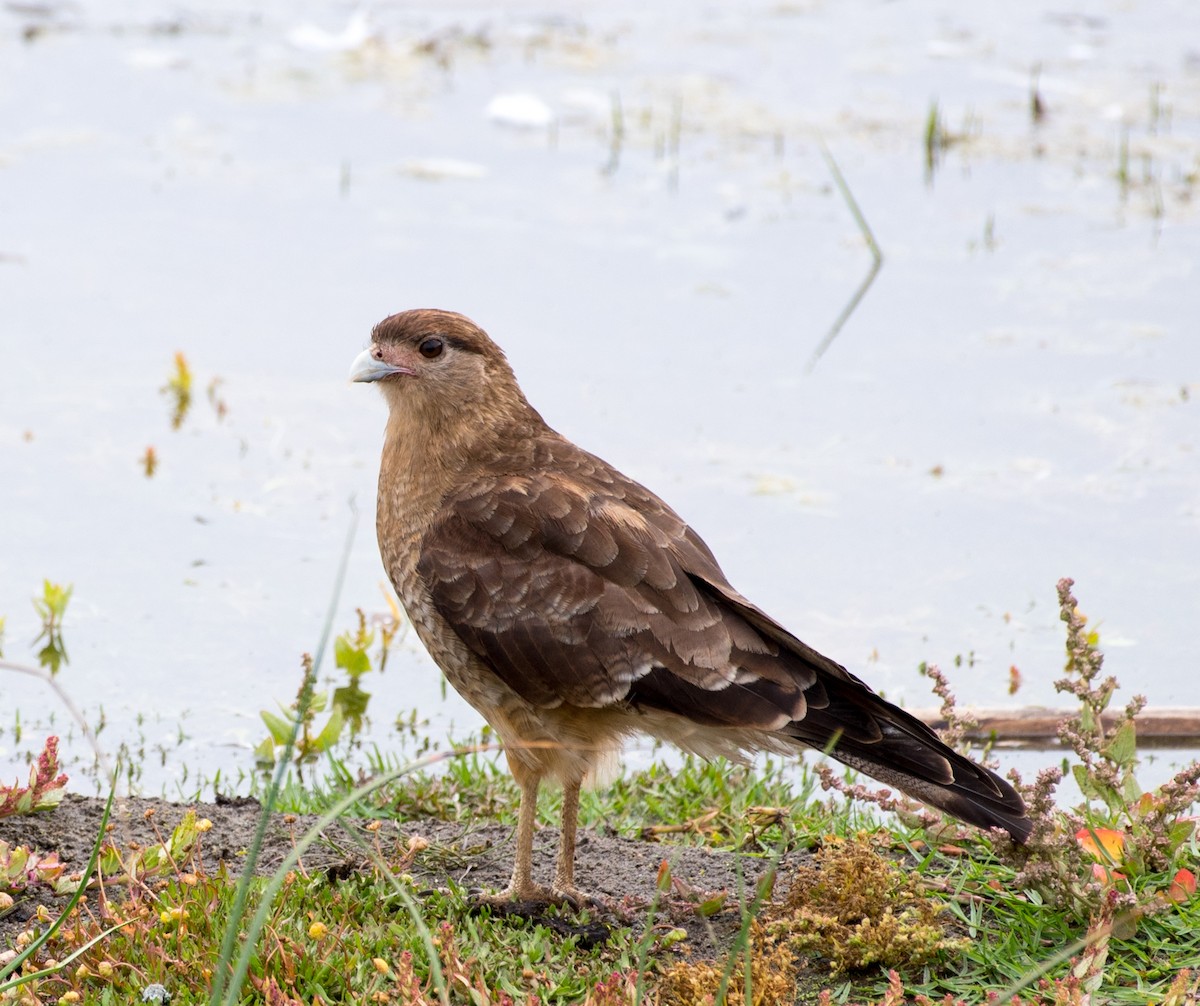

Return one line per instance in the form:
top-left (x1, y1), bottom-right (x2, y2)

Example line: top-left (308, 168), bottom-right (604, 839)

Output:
top-left (1, 793), bottom-right (806, 962)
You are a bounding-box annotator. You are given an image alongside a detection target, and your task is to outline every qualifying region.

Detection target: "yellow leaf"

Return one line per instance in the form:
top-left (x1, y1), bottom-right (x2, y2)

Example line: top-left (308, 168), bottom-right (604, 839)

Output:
top-left (1075, 826), bottom-right (1126, 863)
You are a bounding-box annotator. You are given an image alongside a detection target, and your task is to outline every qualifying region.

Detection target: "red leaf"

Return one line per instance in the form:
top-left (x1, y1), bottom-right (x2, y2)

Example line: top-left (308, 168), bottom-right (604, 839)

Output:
top-left (1168, 868), bottom-right (1196, 903)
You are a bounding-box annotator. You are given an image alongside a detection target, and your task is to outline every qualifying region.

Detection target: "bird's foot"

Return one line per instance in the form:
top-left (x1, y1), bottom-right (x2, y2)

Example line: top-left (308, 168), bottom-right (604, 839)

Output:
top-left (547, 883), bottom-right (596, 910)
top-left (471, 881), bottom-right (596, 911)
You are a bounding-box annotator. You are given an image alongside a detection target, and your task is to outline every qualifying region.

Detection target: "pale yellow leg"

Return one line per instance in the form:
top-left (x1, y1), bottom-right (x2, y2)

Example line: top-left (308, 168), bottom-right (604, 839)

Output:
top-left (486, 766), bottom-right (591, 906)
top-left (510, 772), bottom-right (541, 894)
top-left (490, 765), bottom-right (554, 902)
top-left (552, 779), bottom-right (582, 898)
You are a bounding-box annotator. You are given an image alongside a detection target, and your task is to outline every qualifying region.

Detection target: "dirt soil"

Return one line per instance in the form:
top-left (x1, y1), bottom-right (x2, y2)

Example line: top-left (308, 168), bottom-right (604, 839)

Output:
top-left (1, 794), bottom-right (812, 963)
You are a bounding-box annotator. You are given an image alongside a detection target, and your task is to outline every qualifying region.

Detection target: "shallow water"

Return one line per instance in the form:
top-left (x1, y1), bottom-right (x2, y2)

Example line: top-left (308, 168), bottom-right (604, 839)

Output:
top-left (2, 1), bottom-right (1197, 795)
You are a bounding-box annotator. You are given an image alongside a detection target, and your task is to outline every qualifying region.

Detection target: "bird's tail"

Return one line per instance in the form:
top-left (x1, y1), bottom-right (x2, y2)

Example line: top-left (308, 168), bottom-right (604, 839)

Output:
top-left (660, 573), bottom-right (1031, 842)
top-left (786, 681), bottom-right (1031, 843)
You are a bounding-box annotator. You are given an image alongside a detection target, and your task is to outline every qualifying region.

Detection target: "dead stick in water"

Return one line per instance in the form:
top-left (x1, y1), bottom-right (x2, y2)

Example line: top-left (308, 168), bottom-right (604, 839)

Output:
top-left (910, 707), bottom-right (1200, 748)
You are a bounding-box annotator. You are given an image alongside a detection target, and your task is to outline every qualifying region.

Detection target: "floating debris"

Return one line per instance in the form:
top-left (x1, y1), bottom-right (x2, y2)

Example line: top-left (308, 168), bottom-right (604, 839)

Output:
top-left (124, 48), bottom-right (188, 70)
top-left (486, 92), bottom-right (554, 129)
top-left (287, 10), bottom-right (373, 52)
top-left (399, 158), bottom-right (488, 181)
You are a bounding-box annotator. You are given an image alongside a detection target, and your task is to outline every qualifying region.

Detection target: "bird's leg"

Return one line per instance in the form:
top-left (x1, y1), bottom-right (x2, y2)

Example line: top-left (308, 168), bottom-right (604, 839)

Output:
top-left (550, 778), bottom-right (590, 904)
top-left (482, 761), bottom-right (556, 903)
top-left (505, 770), bottom-right (543, 898)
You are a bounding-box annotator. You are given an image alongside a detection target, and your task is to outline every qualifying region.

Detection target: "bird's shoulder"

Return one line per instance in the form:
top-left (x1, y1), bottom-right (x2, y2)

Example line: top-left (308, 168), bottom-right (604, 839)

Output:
top-left (422, 431), bottom-right (722, 583)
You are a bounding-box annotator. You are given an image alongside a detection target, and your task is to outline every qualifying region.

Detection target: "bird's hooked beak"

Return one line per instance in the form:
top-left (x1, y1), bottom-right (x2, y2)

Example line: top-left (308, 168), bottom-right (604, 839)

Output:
top-left (349, 346), bottom-right (413, 383)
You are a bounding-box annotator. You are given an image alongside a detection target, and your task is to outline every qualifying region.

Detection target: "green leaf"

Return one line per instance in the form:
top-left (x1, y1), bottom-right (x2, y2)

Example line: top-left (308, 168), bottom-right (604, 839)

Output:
top-left (260, 710), bottom-right (293, 746)
top-left (1166, 818), bottom-right (1196, 855)
top-left (313, 706), bottom-right (345, 753)
top-left (37, 641), bottom-right (66, 676)
top-left (98, 846), bottom-right (123, 875)
top-left (32, 788), bottom-right (65, 813)
top-left (1104, 720), bottom-right (1137, 767)
top-left (1072, 763), bottom-right (1097, 797)
top-left (253, 735), bottom-right (276, 768)
top-left (1072, 764), bottom-right (1123, 813)
top-left (333, 679), bottom-right (371, 735)
top-left (334, 634), bottom-right (371, 676)
top-left (5, 845), bottom-right (29, 880)
top-left (140, 845), bottom-right (165, 874)
top-left (168, 811), bottom-right (200, 860)
top-left (53, 875), bottom-right (81, 897)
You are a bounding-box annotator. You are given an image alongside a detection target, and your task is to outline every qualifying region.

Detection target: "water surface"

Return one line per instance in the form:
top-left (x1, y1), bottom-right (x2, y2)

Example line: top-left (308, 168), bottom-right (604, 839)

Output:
top-left (2, 0), bottom-right (1197, 793)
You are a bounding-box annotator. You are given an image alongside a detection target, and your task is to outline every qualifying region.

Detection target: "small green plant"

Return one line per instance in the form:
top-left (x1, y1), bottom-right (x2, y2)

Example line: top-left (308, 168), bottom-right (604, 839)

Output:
top-left (0, 735), bottom-right (68, 818)
top-left (332, 605), bottom-right (404, 735)
top-left (1, 584), bottom-right (114, 783)
top-left (924, 99), bottom-right (945, 179)
top-left (1006, 579), bottom-right (1200, 921)
top-left (95, 808), bottom-right (209, 888)
top-left (922, 100), bottom-right (979, 183)
top-left (161, 351), bottom-right (193, 429)
top-left (0, 785), bottom-right (117, 1000)
top-left (255, 654), bottom-right (346, 775)
top-left (0, 841), bottom-right (66, 896)
top-left (32, 579), bottom-right (72, 675)
top-left (256, 603), bottom-right (405, 771)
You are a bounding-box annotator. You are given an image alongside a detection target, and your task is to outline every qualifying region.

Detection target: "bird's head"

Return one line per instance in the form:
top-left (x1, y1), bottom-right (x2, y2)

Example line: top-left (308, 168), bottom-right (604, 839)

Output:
top-left (351, 308), bottom-right (538, 443)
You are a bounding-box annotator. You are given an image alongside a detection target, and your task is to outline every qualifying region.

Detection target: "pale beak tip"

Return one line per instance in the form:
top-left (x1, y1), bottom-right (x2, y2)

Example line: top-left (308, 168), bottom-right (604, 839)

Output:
top-left (350, 346), bottom-right (388, 383)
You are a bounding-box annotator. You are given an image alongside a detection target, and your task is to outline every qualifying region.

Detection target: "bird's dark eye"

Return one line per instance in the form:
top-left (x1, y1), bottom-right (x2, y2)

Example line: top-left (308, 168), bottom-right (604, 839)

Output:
top-left (418, 337), bottom-right (444, 359)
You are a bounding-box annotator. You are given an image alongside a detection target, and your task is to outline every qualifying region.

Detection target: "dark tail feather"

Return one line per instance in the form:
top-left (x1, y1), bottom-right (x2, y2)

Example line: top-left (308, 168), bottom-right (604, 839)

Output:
top-left (822, 742), bottom-right (1032, 843)
top-left (788, 692), bottom-right (1031, 843)
top-left (676, 575), bottom-right (1031, 841)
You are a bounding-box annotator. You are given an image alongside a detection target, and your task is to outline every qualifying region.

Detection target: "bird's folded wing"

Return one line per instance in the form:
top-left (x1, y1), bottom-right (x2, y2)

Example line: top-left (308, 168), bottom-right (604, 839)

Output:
top-left (415, 462), bottom-right (1033, 820)
top-left (418, 464), bottom-right (878, 739)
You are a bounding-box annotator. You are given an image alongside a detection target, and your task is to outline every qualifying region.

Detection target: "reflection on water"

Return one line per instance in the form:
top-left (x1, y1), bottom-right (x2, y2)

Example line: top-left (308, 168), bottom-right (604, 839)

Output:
top-left (1, 0), bottom-right (1197, 795)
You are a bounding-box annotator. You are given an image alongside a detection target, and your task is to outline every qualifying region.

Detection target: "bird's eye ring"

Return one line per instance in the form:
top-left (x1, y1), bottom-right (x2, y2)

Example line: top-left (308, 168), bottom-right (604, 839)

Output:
top-left (418, 337), bottom-right (444, 359)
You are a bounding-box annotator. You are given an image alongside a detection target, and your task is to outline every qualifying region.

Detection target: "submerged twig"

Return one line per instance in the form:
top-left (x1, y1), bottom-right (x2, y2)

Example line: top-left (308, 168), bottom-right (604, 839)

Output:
top-left (805, 143), bottom-right (883, 373)
top-left (602, 89), bottom-right (624, 177)
top-left (0, 659), bottom-right (112, 781)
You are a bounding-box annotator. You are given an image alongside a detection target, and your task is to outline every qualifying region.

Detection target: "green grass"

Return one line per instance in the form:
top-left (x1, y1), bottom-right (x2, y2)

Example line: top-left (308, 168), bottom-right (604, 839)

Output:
top-left (3, 742), bottom-right (1199, 1005)
top-left (264, 735), bottom-right (856, 852)
top-left (23, 860), bottom-right (636, 1003)
top-left (900, 839), bottom-right (1200, 1003)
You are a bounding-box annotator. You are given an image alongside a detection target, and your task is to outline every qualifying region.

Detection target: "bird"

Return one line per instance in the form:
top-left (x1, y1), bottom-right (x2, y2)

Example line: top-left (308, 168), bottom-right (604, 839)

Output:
top-left (350, 308), bottom-right (1030, 904)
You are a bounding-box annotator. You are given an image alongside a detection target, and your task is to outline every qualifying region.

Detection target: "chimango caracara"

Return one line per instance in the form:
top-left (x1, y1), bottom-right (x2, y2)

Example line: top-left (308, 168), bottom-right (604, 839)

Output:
top-left (351, 309), bottom-right (1030, 903)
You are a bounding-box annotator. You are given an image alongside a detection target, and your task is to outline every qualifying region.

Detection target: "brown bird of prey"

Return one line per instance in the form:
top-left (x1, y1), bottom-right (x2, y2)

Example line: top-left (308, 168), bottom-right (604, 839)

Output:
top-left (351, 309), bottom-right (1030, 903)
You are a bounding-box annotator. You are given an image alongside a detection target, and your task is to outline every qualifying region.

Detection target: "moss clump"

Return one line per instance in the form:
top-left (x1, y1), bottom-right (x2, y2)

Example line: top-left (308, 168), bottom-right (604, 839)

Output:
top-left (768, 834), bottom-right (966, 974)
top-left (658, 921), bottom-right (795, 1006)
